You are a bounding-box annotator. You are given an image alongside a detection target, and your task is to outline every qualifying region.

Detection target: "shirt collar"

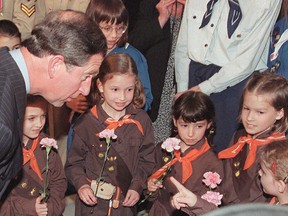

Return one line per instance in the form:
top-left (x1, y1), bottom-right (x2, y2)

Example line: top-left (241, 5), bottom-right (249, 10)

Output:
top-left (9, 48), bottom-right (30, 93)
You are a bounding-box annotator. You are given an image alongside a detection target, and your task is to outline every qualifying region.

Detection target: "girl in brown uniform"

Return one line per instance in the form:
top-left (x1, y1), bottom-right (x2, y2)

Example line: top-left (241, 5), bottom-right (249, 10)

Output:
top-left (219, 72), bottom-right (288, 204)
top-left (146, 91), bottom-right (224, 216)
top-left (0, 95), bottom-right (67, 216)
top-left (65, 53), bottom-right (155, 216)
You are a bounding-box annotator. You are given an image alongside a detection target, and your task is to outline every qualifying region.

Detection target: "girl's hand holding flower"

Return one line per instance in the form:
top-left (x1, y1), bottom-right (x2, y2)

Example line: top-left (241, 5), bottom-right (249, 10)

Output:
top-left (35, 194), bottom-right (48, 216)
top-left (78, 184), bottom-right (97, 206)
top-left (147, 178), bottom-right (163, 192)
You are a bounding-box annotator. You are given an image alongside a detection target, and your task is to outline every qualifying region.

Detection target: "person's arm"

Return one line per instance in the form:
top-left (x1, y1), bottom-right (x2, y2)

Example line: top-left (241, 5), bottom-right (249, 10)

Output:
top-left (198, 0), bottom-right (281, 95)
top-left (175, 1), bottom-right (190, 93)
top-left (129, 0), bottom-right (170, 52)
top-left (128, 113), bottom-right (155, 195)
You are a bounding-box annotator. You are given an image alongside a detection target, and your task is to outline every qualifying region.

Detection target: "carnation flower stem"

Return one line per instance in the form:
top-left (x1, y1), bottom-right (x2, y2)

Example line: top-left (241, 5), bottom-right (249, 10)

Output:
top-left (90, 139), bottom-right (111, 214)
top-left (42, 151), bottom-right (49, 203)
top-left (138, 153), bottom-right (174, 206)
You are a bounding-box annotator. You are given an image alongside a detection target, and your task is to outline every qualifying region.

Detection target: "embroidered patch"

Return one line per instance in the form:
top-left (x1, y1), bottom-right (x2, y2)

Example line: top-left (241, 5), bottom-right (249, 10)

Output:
top-left (21, 3), bottom-right (36, 17)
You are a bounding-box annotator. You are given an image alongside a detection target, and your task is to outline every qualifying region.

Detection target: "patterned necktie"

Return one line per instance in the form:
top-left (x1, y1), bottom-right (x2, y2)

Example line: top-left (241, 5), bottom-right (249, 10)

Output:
top-left (150, 139), bottom-right (210, 183)
top-left (227, 0), bottom-right (242, 38)
top-left (200, 0), bottom-right (242, 38)
top-left (199, 0), bottom-right (218, 29)
top-left (23, 136), bottom-right (43, 181)
top-left (218, 132), bottom-right (285, 170)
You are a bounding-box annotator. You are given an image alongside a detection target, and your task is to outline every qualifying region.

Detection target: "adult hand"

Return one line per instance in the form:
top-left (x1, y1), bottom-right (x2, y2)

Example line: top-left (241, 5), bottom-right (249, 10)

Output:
top-left (66, 94), bottom-right (89, 113)
top-left (147, 178), bottom-right (163, 192)
top-left (171, 0), bottom-right (186, 19)
top-left (156, 0), bottom-right (177, 28)
top-left (122, 189), bottom-right (140, 206)
top-left (170, 177), bottom-right (197, 209)
top-left (78, 184), bottom-right (97, 206)
top-left (35, 195), bottom-right (48, 216)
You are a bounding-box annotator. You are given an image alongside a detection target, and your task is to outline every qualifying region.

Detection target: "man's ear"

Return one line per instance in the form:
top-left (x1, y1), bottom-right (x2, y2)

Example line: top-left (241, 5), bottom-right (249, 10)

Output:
top-left (47, 55), bottom-right (65, 79)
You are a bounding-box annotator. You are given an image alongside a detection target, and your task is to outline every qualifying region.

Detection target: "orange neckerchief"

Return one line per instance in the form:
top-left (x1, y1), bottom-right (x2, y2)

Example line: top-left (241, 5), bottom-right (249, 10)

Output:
top-left (90, 106), bottom-right (144, 135)
top-left (23, 136), bottom-right (43, 181)
top-left (150, 139), bottom-right (210, 184)
top-left (218, 132), bottom-right (286, 170)
top-left (269, 197), bottom-right (277, 205)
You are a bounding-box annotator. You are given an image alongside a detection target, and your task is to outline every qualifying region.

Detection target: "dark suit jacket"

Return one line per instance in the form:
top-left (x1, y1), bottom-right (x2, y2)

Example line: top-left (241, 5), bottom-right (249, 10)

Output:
top-left (129, 0), bottom-right (172, 121)
top-left (0, 47), bottom-right (26, 199)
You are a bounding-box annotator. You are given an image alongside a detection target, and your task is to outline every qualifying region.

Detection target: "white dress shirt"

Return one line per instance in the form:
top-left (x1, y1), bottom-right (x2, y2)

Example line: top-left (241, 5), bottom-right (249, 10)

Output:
top-left (175, 0), bottom-right (282, 94)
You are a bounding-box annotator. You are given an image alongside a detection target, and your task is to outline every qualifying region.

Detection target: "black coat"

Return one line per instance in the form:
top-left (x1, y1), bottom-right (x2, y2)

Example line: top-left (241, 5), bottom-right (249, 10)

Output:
top-left (0, 47), bottom-right (26, 199)
top-left (129, 0), bottom-right (172, 121)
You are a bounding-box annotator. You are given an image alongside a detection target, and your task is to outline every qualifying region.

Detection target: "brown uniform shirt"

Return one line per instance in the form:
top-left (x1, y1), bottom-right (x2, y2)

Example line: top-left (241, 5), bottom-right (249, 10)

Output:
top-left (0, 133), bottom-right (67, 216)
top-left (221, 129), bottom-right (276, 205)
top-left (148, 138), bottom-right (224, 216)
top-left (65, 103), bottom-right (155, 216)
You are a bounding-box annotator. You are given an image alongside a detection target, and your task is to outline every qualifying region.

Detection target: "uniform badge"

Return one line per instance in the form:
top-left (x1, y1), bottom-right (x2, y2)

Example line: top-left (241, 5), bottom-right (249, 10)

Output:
top-left (21, 3), bottom-right (36, 17)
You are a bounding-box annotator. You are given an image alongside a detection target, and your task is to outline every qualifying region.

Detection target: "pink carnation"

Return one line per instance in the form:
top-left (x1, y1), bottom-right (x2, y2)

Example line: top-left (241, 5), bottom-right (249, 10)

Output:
top-left (202, 171), bottom-right (222, 189)
top-left (161, 137), bottom-right (181, 152)
top-left (99, 129), bottom-right (117, 140)
top-left (201, 191), bottom-right (223, 206)
top-left (40, 137), bottom-right (58, 149)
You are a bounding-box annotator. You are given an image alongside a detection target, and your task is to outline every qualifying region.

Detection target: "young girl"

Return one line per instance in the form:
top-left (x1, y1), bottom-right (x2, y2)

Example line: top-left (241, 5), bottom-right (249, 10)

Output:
top-left (147, 91), bottom-right (224, 216)
top-left (65, 0), bottom-right (153, 154)
top-left (85, 0), bottom-right (153, 111)
top-left (259, 140), bottom-right (288, 206)
top-left (219, 72), bottom-right (288, 204)
top-left (65, 53), bottom-right (155, 216)
top-left (0, 95), bottom-right (67, 216)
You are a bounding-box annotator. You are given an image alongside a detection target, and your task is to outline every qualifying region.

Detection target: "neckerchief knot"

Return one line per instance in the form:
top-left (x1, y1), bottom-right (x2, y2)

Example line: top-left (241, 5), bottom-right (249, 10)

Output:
top-left (150, 139), bottom-right (210, 184)
top-left (22, 136), bottom-right (43, 181)
top-left (218, 132), bottom-right (286, 170)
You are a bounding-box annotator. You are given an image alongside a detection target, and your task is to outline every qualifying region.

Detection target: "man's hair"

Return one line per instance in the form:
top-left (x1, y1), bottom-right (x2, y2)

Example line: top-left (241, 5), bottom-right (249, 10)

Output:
top-left (0, 19), bottom-right (21, 38)
top-left (22, 10), bottom-right (107, 67)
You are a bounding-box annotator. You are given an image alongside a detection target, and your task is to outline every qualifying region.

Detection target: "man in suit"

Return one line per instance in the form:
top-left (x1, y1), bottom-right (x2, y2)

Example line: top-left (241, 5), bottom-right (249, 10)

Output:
top-left (0, 10), bottom-right (107, 199)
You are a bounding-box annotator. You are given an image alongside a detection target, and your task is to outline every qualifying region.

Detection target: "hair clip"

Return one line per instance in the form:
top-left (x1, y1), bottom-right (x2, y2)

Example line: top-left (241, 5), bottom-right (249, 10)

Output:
top-left (271, 162), bottom-right (277, 175)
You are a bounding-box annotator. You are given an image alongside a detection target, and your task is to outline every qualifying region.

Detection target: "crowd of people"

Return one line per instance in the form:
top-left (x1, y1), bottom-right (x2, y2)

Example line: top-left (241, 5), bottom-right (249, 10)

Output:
top-left (1, 0), bottom-right (288, 216)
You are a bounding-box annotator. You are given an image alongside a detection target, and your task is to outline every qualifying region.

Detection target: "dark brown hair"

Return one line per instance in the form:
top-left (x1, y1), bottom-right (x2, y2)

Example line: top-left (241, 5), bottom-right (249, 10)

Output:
top-left (86, 0), bottom-right (128, 47)
top-left (89, 53), bottom-right (145, 108)
top-left (0, 19), bottom-right (21, 39)
top-left (172, 91), bottom-right (216, 144)
top-left (26, 95), bottom-right (48, 112)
